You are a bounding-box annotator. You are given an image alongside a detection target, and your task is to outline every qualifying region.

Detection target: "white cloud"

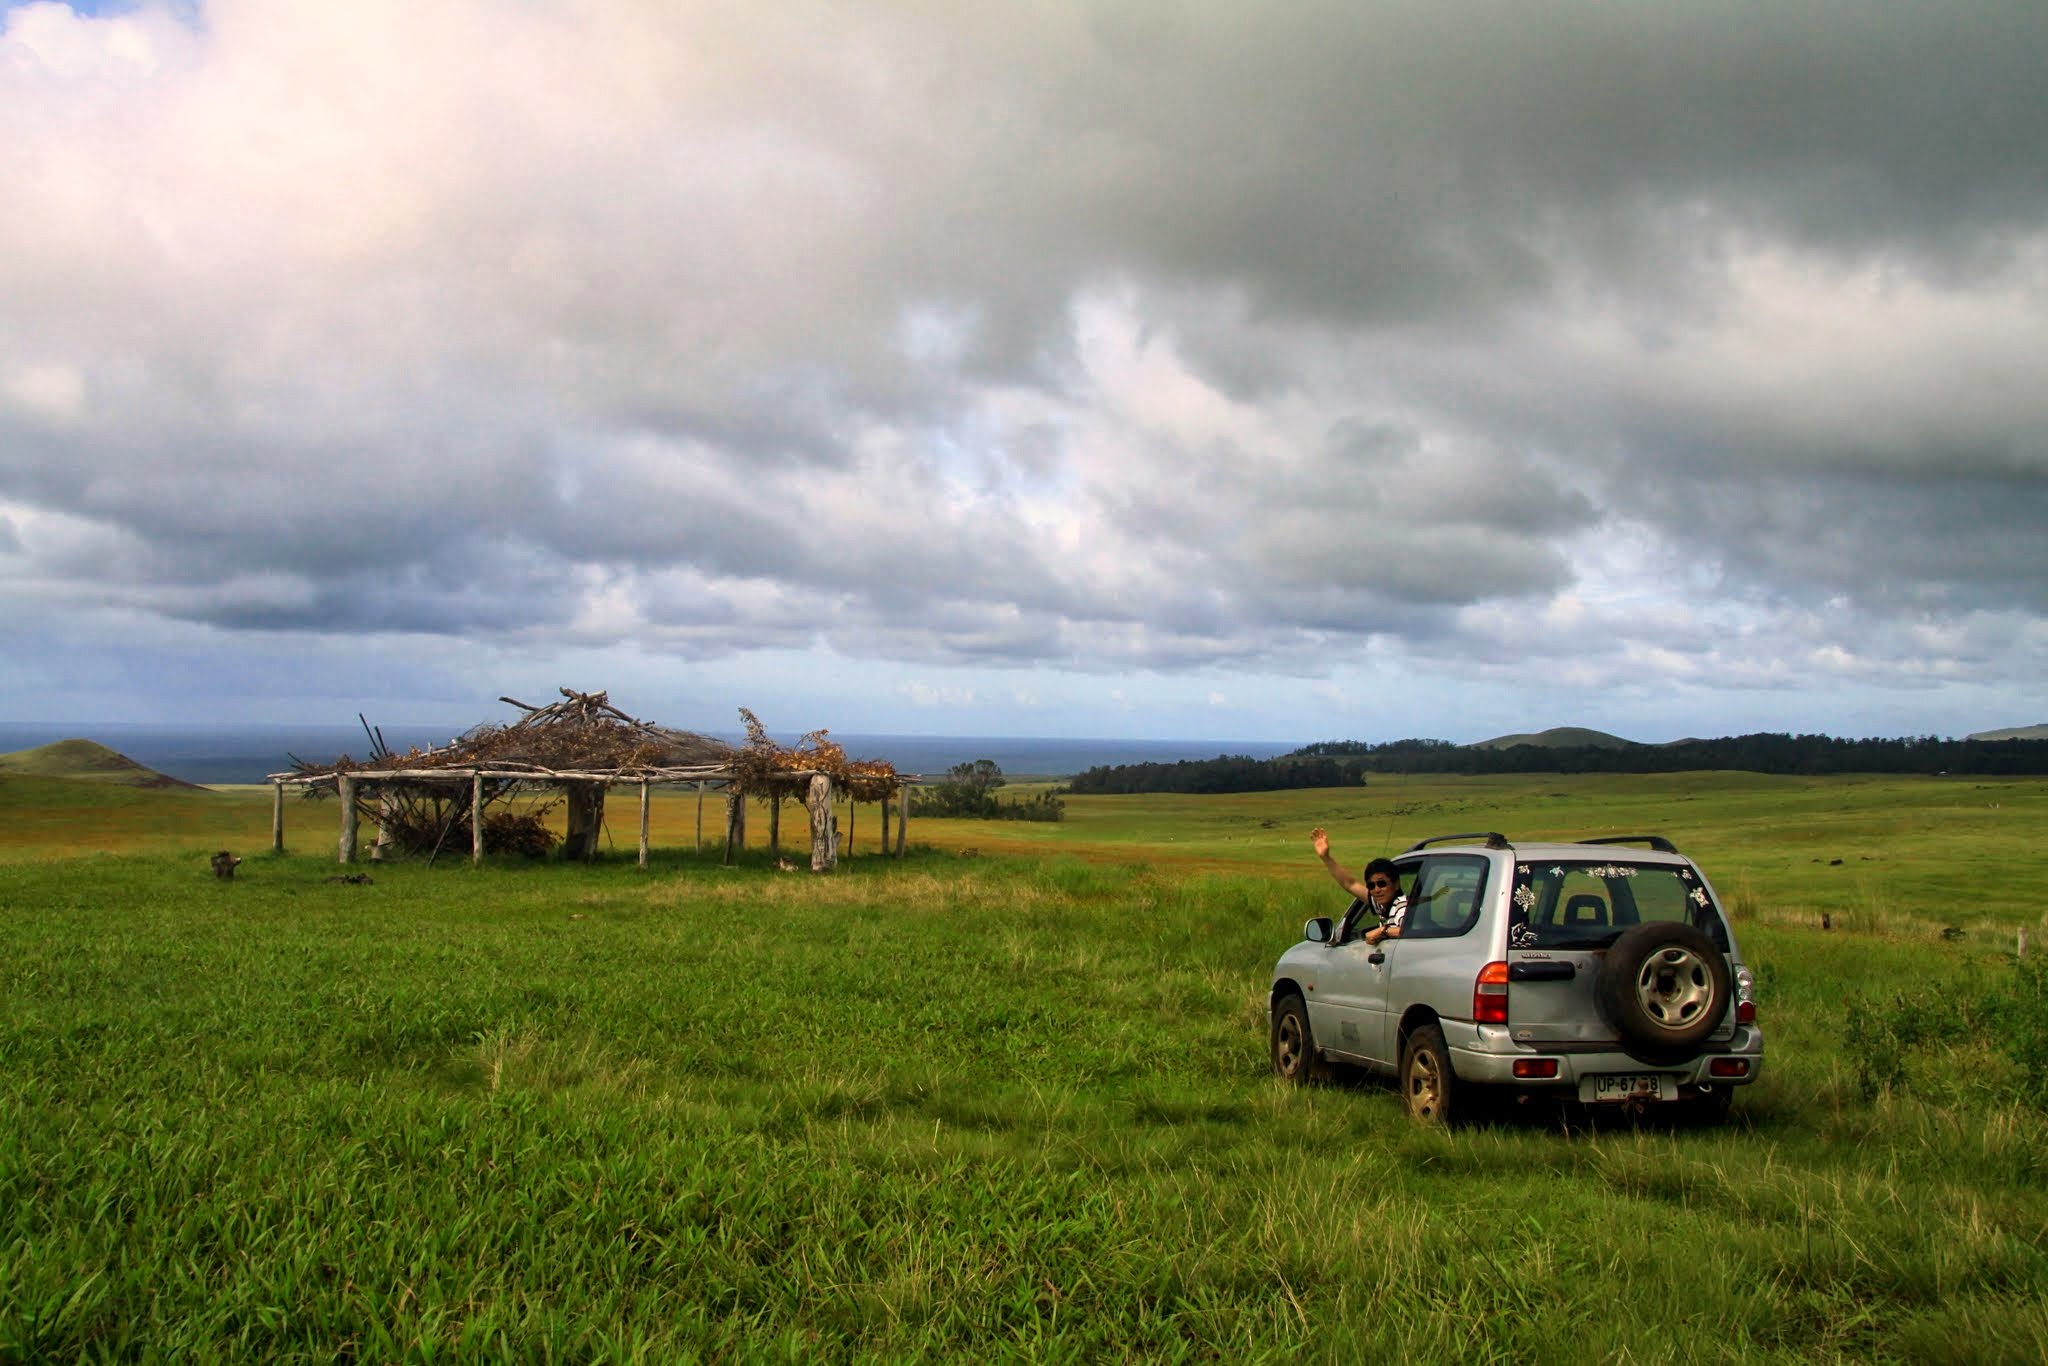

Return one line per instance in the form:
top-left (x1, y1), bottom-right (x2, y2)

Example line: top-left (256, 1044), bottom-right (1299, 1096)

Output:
top-left (1, 362), bottom-right (85, 423)
top-left (897, 681), bottom-right (975, 709)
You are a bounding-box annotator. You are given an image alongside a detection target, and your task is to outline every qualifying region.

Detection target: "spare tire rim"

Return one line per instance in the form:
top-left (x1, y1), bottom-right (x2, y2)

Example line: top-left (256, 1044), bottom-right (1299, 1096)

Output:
top-left (1634, 945), bottom-right (1715, 1031)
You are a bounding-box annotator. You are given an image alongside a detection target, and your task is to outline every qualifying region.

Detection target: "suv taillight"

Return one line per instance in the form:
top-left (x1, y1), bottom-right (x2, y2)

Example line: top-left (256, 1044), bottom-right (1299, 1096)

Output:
top-left (1474, 960), bottom-right (1509, 1024)
top-left (1735, 965), bottom-right (1757, 1025)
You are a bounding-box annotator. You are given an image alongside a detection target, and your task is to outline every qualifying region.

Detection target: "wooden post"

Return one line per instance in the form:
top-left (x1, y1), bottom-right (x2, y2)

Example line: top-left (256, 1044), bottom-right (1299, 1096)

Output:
top-left (271, 781), bottom-right (285, 854)
top-left (564, 782), bottom-right (605, 861)
top-left (371, 790), bottom-right (396, 862)
top-left (337, 775), bottom-right (358, 864)
top-left (847, 798), bottom-right (855, 858)
top-left (808, 774), bottom-right (835, 872)
top-left (769, 794), bottom-right (782, 856)
top-left (724, 789), bottom-right (744, 866)
top-left (696, 781), bottom-right (705, 852)
top-left (472, 772), bottom-right (485, 866)
top-left (638, 780), bottom-right (650, 869)
top-left (879, 792), bottom-right (890, 856)
top-left (895, 783), bottom-right (909, 857)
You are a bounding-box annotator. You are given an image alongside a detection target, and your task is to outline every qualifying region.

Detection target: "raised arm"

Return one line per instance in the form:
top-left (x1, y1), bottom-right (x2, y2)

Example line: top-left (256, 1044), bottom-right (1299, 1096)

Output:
top-left (1310, 827), bottom-right (1371, 900)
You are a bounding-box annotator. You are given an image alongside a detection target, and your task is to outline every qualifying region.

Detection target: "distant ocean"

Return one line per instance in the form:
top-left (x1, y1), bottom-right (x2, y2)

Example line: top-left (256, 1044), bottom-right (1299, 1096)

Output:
top-left (0, 722), bottom-right (1304, 786)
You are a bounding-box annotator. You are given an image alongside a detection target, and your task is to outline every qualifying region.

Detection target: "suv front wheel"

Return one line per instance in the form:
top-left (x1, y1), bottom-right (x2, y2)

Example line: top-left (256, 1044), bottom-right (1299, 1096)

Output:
top-left (1271, 993), bottom-right (1331, 1085)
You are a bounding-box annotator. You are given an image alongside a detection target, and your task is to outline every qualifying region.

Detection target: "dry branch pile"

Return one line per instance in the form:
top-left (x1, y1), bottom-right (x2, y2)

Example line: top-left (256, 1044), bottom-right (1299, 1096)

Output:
top-left (729, 707), bottom-right (902, 802)
top-left (307, 689), bottom-right (734, 780)
top-left (287, 689), bottom-right (739, 860)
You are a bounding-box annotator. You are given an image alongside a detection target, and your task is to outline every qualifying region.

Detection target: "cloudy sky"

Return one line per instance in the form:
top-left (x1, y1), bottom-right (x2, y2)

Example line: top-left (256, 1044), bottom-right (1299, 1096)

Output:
top-left (3, 0), bottom-right (2046, 743)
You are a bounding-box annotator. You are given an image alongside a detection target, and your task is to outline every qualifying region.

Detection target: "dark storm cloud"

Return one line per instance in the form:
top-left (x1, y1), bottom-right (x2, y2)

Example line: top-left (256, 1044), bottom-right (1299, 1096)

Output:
top-left (2, 0), bottom-right (2047, 708)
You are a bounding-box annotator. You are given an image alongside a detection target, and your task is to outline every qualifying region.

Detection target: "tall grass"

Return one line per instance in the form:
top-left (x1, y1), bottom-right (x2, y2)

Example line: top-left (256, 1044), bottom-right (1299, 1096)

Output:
top-left (3, 773), bottom-right (2047, 1358)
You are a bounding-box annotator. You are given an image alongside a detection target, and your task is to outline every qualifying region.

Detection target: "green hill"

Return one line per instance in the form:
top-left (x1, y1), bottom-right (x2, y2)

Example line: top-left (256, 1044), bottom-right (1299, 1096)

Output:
top-left (0, 739), bottom-right (204, 791)
top-left (1471, 726), bottom-right (1639, 751)
top-left (1969, 724), bottom-right (2048, 741)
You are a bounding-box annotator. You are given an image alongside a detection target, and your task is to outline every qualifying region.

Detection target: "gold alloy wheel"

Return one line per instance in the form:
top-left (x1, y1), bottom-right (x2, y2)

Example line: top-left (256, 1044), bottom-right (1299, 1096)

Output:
top-left (1406, 1045), bottom-right (1444, 1120)
top-left (1275, 1010), bottom-right (1307, 1077)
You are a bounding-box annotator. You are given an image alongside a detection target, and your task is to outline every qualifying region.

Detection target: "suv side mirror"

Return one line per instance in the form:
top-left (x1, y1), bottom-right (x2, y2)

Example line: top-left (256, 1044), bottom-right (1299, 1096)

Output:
top-left (1304, 917), bottom-right (1333, 944)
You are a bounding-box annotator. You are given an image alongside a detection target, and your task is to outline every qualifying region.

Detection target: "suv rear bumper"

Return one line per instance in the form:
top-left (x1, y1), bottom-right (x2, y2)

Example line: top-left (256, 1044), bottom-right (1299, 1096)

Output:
top-left (1444, 1020), bottom-right (1764, 1089)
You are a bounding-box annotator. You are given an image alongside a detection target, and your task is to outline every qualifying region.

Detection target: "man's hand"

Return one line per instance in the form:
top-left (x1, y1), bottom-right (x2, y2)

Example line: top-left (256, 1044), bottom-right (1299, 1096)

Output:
top-left (1311, 827), bottom-right (1332, 860)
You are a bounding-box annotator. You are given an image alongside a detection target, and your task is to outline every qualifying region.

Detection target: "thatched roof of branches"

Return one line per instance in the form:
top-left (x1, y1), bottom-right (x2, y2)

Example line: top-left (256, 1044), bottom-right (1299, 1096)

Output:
top-left (729, 707), bottom-right (904, 802)
top-left (278, 690), bottom-right (905, 798)
top-left (285, 688), bottom-right (734, 783)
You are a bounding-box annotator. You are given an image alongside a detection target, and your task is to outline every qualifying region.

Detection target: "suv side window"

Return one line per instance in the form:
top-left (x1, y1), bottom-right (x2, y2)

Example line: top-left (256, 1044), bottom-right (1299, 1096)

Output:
top-left (1401, 855), bottom-right (1488, 940)
top-left (1336, 857), bottom-right (1423, 943)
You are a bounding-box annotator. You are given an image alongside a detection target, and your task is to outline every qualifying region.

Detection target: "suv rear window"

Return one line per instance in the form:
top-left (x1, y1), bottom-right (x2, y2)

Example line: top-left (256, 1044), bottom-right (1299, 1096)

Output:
top-left (1508, 860), bottom-right (1727, 951)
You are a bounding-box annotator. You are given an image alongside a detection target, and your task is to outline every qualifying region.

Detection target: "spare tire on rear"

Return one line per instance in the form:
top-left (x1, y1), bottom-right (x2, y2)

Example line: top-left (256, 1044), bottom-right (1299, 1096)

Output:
top-left (1597, 921), bottom-right (1731, 1064)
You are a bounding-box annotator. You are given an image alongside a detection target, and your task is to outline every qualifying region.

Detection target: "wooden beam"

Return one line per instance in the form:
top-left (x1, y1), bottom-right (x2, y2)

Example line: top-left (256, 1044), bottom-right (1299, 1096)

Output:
top-left (895, 784), bottom-right (908, 857)
top-left (472, 772), bottom-right (485, 866)
top-left (271, 780), bottom-right (285, 854)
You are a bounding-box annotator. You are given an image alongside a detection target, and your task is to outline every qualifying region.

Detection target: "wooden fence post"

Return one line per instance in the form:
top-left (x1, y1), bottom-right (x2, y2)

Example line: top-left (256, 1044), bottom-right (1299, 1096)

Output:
top-left (895, 784), bottom-right (909, 857)
top-left (271, 781), bottom-right (285, 854)
top-left (473, 772), bottom-right (485, 865)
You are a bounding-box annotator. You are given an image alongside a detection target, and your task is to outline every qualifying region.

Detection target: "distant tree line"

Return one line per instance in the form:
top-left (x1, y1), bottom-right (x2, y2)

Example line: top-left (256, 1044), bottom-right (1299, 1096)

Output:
top-left (1064, 734), bottom-right (2048, 794)
top-left (1064, 753), bottom-right (1366, 795)
top-left (1344, 734), bottom-right (2048, 777)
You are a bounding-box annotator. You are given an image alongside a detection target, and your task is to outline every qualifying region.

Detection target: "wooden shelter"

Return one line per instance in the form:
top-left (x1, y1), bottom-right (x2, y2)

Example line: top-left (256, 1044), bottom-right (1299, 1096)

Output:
top-left (269, 689), bottom-right (911, 871)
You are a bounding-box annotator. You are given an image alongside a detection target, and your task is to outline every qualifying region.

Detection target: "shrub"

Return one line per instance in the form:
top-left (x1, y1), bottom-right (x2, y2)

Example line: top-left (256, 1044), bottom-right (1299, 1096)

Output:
top-left (1844, 954), bottom-right (2048, 1110)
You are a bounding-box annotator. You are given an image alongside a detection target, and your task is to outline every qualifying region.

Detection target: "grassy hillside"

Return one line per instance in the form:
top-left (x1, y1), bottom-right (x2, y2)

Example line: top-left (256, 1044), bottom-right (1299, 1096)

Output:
top-left (1471, 725), bottom-right (1638, 749)
top-left (1971, 723), bottom-right (2048, 741)
top-left (2, 774), bottom-right (2046, 1357)
top-left (0, 737), bottom-right (200, 790)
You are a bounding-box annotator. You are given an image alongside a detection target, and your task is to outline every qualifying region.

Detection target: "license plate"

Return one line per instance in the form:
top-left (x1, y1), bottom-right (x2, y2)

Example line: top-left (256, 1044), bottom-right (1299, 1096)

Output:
top-left (1588, 1073), bottom-right (1672, 1103)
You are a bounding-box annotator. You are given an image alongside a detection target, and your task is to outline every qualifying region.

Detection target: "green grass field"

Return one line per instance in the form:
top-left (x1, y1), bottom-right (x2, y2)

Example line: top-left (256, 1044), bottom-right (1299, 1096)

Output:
top-left (2, 771), bottom-right (2046, 1360)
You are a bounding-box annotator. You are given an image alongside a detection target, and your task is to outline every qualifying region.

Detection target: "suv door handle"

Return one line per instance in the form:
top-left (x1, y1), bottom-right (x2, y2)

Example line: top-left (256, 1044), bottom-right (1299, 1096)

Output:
top-left (1368, 951), bottom-right (1386, 965)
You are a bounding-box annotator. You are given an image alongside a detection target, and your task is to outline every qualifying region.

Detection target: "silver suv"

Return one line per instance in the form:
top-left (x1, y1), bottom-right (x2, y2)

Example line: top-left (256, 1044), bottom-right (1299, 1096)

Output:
top-left (1270, 833), bottom-right (1761, 1123)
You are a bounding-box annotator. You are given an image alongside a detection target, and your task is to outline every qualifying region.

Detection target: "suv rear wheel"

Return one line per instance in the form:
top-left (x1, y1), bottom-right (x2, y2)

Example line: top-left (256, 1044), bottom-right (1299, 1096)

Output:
top-left (1400, 1023), bottom-right (1457, 1124)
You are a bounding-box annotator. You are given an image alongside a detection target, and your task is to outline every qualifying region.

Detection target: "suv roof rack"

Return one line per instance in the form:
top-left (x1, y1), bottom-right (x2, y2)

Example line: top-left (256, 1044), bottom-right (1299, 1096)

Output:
top-left (1404, 831), bottom-right (1511, 852)
top-left (1580, 835), bottom-right (1680, 853)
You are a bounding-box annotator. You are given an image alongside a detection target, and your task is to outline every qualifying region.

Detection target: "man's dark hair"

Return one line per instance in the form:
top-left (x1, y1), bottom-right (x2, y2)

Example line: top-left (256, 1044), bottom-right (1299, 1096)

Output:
top-left (1363, 857), bottom-right (1398, 882)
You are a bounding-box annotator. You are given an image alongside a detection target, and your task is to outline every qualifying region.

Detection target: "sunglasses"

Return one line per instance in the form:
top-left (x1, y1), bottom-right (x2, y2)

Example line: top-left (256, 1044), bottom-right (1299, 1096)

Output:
top-left (1367, 879), bottom-right (1394, 890)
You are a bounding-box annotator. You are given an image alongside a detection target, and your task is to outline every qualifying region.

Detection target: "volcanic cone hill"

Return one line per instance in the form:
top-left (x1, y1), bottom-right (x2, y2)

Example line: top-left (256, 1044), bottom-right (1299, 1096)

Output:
top-left (0, 739), bottom-right (205, 791)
